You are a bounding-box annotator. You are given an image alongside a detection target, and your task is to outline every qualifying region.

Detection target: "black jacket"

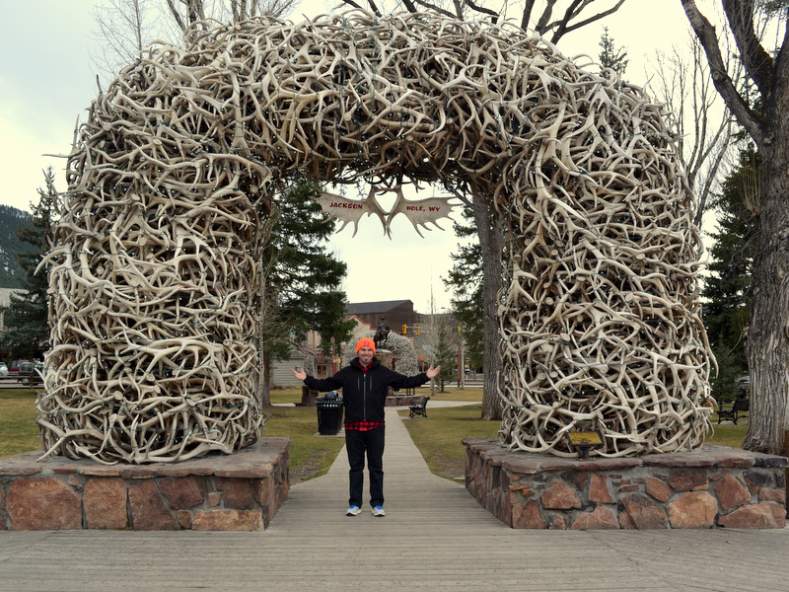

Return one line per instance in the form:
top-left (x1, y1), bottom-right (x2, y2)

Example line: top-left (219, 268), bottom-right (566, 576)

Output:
top-left (303, 357), bottom-right (429, 422)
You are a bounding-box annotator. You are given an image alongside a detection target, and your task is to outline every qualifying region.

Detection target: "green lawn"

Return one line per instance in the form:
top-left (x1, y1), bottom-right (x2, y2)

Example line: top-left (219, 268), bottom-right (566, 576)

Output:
top-left (426, 386), bottom-right (483, 403)
top-left (262, 406), bottom-right (344, 483)
top-left (0, 389), bottom-right (343, 484)
top-left (270, 387), bottom-right (303, 405)
top-left (399, 404), bottom-right (500, 481)
top-left (400, 404), bottom-right (750, 482)
top-left (0, 389), bottom-right (41, 458)
top-left (708, 414), bottom-right (750, 448)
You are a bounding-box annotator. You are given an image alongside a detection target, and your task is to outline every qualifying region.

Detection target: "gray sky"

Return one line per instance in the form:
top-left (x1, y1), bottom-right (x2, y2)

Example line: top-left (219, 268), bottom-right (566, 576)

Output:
top-left (0, 0), bottom-right (722, 313)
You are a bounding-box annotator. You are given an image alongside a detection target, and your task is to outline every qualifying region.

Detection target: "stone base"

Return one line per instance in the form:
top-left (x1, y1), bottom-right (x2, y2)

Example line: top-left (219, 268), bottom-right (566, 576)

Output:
top-left (0, 438), bottom-right (289, 531)
top-left (464, 439), bottom-right (787, 529)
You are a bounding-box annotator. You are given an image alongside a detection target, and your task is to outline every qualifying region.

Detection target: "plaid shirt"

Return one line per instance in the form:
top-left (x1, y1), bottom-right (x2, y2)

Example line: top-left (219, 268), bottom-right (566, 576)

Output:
top-left (344, 420), bottom-right (384, 432)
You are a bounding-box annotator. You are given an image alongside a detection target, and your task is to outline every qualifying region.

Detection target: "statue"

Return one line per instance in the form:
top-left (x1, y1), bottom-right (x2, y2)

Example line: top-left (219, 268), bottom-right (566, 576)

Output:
top-left (374, 322), bottom-right (391, 351)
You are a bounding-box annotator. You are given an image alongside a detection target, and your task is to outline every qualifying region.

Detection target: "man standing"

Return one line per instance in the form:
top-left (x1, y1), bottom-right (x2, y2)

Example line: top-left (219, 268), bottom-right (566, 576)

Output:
top-left (292, 337), bottom-right (440, 517)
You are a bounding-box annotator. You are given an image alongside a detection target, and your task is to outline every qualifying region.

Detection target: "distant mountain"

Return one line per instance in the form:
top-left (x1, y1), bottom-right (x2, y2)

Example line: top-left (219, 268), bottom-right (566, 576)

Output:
top-left (0, 205), bottom-right (34, 289)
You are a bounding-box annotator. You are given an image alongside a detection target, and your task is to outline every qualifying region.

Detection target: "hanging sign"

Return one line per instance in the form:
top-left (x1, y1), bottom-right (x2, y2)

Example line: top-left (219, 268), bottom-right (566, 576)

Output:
top-left (316, 184), bottom-right (456, 238)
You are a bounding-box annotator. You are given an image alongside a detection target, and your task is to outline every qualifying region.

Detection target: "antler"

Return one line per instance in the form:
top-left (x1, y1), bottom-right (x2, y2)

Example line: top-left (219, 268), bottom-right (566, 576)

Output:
top-left (385, 185), bottom-right (456, 238)
top-left (315, 190), bottom-right (383, 237)
top-left (317, 184), bottom-right (455, 239)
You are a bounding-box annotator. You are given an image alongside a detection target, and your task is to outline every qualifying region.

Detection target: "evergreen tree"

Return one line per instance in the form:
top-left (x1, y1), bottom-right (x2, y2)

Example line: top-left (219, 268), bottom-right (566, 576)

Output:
top-left (702, 148), bottom-right (759, 402)
top-left (259, 179), bottom-right (354, 403)
top-left (442, 203), bottom-right (484, 372)
top-left (313, 290), bottom-right (356, 358)
top-left (3, 168), bottom-right (61, 359)
top-left (598, 26), bottom-right (629, 76)
top-left (0, 205), bottom-right (34, 288)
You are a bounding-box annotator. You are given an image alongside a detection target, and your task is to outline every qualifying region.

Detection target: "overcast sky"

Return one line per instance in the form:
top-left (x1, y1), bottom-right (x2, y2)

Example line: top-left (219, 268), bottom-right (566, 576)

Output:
top-left (0, 0), bottom-right (726, 313)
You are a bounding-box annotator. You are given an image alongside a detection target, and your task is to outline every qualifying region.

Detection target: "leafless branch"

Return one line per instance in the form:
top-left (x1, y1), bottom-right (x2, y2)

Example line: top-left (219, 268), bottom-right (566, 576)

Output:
top-left (521, 0), bottom-right (537, 30)
top-left (555, 0), bottom-right (626, 41)
top-left (93, 0), bottom-right (155, 78)
top-left (518, 0), bottom-right (627, 43)
top-left (722, 0), bottom-right (774, 98)
top-left (413, 0), bottom-right (455, 18)
top-left (680, 0), bottom-right (766, 147)
top-left (647, 30), bottom-right (741, 226)
top-left (534, 0), bottom-right (558, 33)
top-left (463, 0), bottom-right (498, 22)
top-left (166, 0), bottom-right (187, 31)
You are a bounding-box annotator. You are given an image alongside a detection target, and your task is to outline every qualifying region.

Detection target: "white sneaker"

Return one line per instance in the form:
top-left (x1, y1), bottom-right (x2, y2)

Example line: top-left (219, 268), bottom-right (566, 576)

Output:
top-left (346, 505), bottom-right (362, 516)
top-left (372, 505), bottom-right (386, 517)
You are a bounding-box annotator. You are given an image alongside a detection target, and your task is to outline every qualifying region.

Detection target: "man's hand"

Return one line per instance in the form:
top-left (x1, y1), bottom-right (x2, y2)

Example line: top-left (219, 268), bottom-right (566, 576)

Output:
top-left (292, 367), bottom-right (307, 381)
top-left (426, 365), bottom-right (440, 379)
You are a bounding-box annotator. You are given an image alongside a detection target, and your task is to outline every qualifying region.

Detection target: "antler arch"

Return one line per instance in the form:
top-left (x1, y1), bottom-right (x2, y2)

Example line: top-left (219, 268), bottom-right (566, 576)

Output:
top-left (43, 11), bottom-right (713, 463)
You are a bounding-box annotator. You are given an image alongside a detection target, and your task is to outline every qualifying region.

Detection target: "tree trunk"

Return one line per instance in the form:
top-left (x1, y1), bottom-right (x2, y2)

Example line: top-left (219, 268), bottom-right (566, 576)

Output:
top-left (743, 79), bottom-right (789, 454)
top-left (472, 193), bottom-right (504, 420)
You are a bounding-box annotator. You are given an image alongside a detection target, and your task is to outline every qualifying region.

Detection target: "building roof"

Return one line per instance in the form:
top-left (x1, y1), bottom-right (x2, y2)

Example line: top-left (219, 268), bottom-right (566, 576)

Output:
top-left (345, 300), bottom-right (413, 315)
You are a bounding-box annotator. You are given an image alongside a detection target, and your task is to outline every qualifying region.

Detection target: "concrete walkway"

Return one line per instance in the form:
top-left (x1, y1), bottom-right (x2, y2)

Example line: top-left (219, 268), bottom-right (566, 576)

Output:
top-left (1, 407), bottom-right (788, 591)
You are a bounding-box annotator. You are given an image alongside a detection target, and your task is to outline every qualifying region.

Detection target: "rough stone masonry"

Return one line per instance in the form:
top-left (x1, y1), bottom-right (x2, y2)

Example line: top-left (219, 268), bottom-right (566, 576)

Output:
top-left (0, 438), bottom-right (289, 531)
top-left (465, 440), bottom-right (786, 529)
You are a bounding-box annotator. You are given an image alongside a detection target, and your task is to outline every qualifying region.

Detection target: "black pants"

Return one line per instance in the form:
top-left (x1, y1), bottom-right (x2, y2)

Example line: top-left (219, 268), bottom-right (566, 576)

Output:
top-left (345, 426), bottom-right (385, 507)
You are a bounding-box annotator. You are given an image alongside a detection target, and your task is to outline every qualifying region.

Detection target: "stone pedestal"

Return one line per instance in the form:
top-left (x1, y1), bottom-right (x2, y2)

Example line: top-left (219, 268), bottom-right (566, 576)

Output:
top-left (0, 438), bottom-right (289, 531)
top-left (464, 439), bottom-right (787, 529)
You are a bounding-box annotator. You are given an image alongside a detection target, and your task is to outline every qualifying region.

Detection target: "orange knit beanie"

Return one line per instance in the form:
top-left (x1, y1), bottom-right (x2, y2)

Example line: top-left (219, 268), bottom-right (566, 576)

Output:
top-left (355, 337), bottom-right (377, 353)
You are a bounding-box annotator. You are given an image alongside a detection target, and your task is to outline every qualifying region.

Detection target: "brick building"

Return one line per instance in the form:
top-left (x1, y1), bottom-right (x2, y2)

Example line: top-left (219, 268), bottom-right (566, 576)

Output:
top-left (345, 300), bottom-right (420, 337)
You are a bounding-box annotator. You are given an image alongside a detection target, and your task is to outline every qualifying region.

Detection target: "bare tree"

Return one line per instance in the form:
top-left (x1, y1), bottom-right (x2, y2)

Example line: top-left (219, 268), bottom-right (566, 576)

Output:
top-left (340, 0), bottom-right (626, 44)
top-left (164, 0), bottom-right (296, 31)
top-left (680, 0), bottom-right (788, 455)
top-left (647, 34), bottom-right (741, 226)
top-left (93, 0), bottom-right (157, 77)
top-left (94, 0), bottom-right (296, 70)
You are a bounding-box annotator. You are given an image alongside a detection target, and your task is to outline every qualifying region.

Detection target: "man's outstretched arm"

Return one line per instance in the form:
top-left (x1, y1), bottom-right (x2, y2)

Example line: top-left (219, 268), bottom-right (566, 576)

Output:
top-left (389, 366), bottom-right (440, 390)
top-left (292, 367), bottom-right (344, 392)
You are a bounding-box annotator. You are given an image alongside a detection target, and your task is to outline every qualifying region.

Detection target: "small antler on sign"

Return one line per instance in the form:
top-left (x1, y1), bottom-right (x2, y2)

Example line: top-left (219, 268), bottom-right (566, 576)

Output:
top-left (316, 184), bottom-right (456, 238)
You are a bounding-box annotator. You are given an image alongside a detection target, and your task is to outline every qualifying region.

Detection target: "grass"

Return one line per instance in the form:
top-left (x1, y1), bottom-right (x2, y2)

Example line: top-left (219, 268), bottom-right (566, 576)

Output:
top-left (426, 386), bottom-right (483, 402)
top-left (709, 414), bottom-right (750, 448)
top-left (0, 389), bottom-right (41, 458)
top-left (400, 403), bottom-right (751, 482)
top-left (262, 406), bottom-right (344, 483)
top-left (399, 404), bottom-right (500, 481)
top-left (270, 387), bottom-right (303, 405)
top-left (0, 388), bottom-right (344, 484)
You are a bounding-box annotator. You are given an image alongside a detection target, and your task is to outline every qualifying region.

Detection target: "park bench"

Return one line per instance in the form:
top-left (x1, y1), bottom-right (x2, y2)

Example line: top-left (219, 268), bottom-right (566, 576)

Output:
top-left (409, 396), bottom-right (430, 418)
top-left (717, 398), bottom-right (749, 425)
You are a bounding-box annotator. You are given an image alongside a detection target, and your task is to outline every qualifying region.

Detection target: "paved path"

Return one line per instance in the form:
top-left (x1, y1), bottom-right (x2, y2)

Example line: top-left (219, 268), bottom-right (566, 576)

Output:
top-left (1, 407), bottom-right (788, 591)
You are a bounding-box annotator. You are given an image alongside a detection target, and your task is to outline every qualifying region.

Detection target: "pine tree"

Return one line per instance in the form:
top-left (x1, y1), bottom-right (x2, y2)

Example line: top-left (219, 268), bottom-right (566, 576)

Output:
top-left (598, 27), bottom-right (628, 76)
top-left (259, 179), bottom-right (354, 404)
top-left (0, 205), bottom-right (34, 288)
top-left (442, 203), bottom-right (484, 372)
top-left (702, 148), bottom-right (759, 402)
top-left (2, 168), bottom-right (61, 359)
top-left (313, 290), bottom-right (356, 358)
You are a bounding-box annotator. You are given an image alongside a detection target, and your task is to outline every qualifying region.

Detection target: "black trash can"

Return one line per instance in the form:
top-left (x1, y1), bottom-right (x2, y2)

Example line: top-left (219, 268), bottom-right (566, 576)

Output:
top-left (316, 392), bottom-right (344, 435)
